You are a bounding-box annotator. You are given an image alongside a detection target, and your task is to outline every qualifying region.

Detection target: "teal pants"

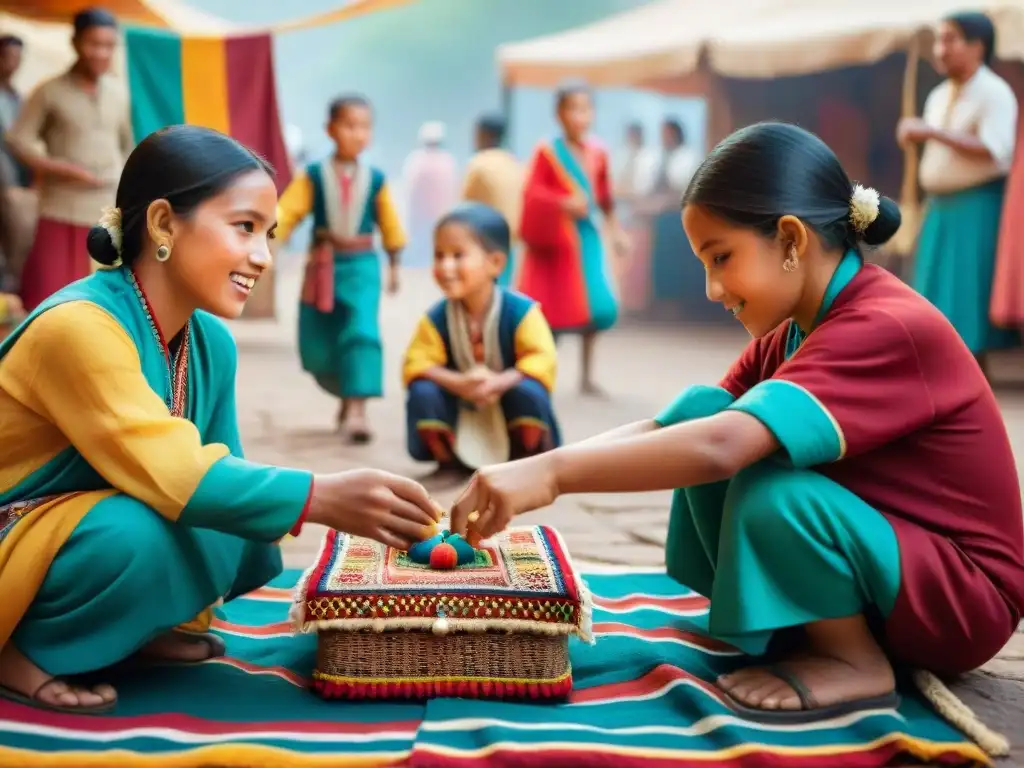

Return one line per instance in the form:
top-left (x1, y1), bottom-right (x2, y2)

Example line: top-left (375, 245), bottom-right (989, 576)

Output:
top-left (913, 179), bottom-right (1019, 354)
top-left (298, 252), bottom-right (383, 399)
top-left (665, 395), bottom-right (902, 656)
top-left (12, 495), bottom-right (281, 676)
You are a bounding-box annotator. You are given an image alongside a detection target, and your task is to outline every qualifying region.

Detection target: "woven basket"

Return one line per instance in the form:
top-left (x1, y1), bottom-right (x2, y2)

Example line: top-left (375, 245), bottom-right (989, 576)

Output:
top-left (294, 526), bottom-right (593, 702)
top-left (314, 629), bottom-right (572, 700)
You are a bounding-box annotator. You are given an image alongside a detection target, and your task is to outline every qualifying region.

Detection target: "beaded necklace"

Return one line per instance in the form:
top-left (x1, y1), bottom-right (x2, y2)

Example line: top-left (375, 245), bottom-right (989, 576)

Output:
top-left (126, 269), bottom-right (190, 417)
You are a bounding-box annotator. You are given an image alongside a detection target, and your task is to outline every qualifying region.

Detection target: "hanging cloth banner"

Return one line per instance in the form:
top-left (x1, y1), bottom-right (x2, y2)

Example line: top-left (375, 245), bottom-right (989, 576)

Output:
top-left (124, 26), bottom-right (292, 192)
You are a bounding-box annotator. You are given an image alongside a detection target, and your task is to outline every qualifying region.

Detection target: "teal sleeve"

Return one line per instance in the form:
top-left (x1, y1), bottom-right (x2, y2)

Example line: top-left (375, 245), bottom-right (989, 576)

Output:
top-left (180, 457), bottom-right (314, 541)
top-left (204, 368), bottom-right (245, 458)
top-left (727, 379), bottom-right (844, 468)
top-left (654, 384), bottom-right (736, 427)
top-left (182, 316), bottom-right (313, 540)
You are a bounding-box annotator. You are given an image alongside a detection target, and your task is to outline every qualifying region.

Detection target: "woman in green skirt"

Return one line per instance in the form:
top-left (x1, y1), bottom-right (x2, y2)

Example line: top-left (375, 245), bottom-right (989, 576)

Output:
top-left (899, 12), bottom-right (1019, 368)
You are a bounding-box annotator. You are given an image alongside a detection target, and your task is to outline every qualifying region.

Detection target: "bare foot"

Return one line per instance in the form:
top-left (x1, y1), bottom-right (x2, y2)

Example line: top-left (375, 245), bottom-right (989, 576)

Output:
top-left (0, 643), bottom-right (116, 711)
top-left (137, 631), bottom-right (222, 662)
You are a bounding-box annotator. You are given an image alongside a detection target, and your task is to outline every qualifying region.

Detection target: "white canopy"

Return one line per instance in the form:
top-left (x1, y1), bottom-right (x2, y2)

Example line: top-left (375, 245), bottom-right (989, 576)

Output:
top-left (498, 0), bottom-right (1024, 86)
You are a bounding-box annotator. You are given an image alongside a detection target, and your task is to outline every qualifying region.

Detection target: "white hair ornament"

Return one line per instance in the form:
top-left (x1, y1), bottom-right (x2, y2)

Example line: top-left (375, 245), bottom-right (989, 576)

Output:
top-left (849, 184), bottom-right (880, 235)
top-left (97, 205), bottom-right (124, 266)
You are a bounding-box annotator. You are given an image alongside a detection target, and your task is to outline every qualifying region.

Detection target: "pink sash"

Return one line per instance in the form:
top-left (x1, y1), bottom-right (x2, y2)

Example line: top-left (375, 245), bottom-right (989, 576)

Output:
top-left (301, 242), bottom-right (335, 314)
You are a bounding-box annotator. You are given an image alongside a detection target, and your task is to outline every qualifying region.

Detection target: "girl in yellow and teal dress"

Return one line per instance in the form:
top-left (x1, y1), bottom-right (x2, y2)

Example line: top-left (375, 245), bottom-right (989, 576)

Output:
top-left (276, 95), bottom-right (406, 443)
top-left (0, 125), bottom-right (439, 714)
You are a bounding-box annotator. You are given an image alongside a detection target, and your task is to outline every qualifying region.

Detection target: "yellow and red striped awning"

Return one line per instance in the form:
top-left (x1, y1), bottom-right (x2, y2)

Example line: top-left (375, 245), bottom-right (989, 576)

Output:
top-left (0, 0), bottom-right (414, 34)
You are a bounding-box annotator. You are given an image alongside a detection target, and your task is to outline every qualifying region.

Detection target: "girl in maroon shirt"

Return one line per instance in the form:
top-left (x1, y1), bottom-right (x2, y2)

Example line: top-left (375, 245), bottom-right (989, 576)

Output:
top-left (449, 121), bottom-right (1024, 723)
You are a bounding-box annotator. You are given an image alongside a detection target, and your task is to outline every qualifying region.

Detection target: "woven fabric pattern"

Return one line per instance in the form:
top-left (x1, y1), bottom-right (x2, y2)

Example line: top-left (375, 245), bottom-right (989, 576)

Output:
top-left (292, 525), bottom-right (592, 640)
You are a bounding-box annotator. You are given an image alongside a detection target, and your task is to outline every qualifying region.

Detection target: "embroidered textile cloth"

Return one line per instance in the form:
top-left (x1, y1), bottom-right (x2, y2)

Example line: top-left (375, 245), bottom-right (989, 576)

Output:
top-left (292, 525), bottom-right (592, 640)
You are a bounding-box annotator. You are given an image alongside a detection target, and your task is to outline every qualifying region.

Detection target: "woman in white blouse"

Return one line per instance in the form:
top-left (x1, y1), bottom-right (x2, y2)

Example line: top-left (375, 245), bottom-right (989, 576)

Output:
top-left (647, 119), bottom-right (702, 319)
top-left (898, 11), bottom-right (1019, 372)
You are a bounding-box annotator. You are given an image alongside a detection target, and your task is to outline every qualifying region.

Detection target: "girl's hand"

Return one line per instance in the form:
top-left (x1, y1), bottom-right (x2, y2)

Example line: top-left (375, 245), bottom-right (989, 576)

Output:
top-left (450, 454), bottom-right (559, 543)
top-left (308, 469), bottom-right (442, 550)
top-left (387, 264), bottom-right (400, 295)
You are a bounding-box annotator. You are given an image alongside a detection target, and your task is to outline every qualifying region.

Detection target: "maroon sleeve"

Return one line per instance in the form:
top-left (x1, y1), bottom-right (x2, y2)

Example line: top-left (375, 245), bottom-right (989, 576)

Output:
top-left (762, 309), bottom-right (936, 459)
top-left (718, 334), bottom-right (774, 399)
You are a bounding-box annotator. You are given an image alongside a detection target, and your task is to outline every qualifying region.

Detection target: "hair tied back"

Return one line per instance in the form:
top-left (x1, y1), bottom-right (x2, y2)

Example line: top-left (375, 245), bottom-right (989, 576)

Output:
top-left (96, 205), bottom-right (123, 266)
top-left (849, 184), bottom-right (880, 236)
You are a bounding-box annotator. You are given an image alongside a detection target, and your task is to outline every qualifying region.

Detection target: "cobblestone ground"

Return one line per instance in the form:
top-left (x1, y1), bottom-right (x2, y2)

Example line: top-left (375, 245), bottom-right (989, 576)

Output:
top-left (229, 258), bottom-right (1023, 762)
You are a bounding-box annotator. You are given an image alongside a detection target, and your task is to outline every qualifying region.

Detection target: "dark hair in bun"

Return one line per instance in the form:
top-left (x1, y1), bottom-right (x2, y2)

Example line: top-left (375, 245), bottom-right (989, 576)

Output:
top-left (85, 223), bottom-right (120, 266)
top-left (682, 121), bottom-right (901, 252)
top-left (87, 124), bottom-right (273, 267)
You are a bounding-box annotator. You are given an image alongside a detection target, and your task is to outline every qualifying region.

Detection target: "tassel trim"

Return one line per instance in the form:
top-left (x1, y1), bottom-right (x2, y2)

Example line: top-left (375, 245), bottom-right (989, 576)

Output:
top-left (295, 615), bottom-right (582, 637)
top-left (547, 526), bottom-right (595, 644)
top-left (288, 532), bottom-right (334, 629)
top-left (312, 669), bottom-right (572, 701)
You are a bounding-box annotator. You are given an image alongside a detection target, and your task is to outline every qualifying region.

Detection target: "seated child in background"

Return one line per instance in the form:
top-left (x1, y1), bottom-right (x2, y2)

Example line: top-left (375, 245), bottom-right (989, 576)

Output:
top-left (403, 202), bottom-right (561, 480)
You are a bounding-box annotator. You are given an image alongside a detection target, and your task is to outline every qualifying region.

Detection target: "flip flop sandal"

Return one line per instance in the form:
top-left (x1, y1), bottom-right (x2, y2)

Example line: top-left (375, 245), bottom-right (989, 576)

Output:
top-left (722, 664), bottom-right (901, 724)
top-left (129, 631), bottom-right (227, 668)
top-left (0, 679), bottom-right (116, 715)
top-left (168, 630), bottom-right (227, 659)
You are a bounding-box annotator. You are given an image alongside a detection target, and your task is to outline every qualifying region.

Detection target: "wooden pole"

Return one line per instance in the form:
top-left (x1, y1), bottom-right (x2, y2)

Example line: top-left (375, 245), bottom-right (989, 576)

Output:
top-left (889, 33), bottom-right (923, 258)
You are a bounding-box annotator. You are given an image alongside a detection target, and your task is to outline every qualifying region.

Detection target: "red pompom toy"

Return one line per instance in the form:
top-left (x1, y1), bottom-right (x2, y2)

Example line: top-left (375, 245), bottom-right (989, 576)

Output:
top-left (429, 542), bottom-right (458, 570)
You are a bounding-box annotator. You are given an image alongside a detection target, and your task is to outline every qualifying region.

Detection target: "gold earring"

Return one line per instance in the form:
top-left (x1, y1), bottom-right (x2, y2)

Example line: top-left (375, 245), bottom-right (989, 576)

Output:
top-left (782, 246), bottom-right (798, 272)
top-left (155, 244), bottom-right (171, 262)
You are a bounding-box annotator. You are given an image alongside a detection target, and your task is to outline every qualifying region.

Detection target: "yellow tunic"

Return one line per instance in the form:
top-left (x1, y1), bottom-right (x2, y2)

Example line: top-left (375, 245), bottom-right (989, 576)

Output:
top-left (403, 302), bottom-right (556, 392)
top-left (276, 167), bottom-right (405, 251)
top-left (0, 293), bottom-right (311, 653)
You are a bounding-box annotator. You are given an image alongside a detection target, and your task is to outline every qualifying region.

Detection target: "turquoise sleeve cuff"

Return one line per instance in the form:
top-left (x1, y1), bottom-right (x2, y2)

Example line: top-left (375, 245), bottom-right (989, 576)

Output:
top-left (654, 385), bottom-right (736, 427)
top-left (180, 456), bottom-right (315, 541)
top-left (728, 379), bottom-right (844, 468)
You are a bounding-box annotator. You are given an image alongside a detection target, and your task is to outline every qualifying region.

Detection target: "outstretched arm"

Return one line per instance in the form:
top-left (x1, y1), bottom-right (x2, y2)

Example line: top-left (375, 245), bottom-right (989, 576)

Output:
top-left (451, 410), bottom-right (777, 540)
top-left (575, 420), bottom-right (658, 444)
top-left (553, 410), bottom-right (776, 494)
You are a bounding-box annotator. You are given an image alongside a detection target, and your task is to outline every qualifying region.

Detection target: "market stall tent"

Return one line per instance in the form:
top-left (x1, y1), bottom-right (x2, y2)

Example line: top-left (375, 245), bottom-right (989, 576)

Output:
top-left (499, 0), bottom-right (1024, 266)
top-left (498, 0), bottom-right (1024, 86)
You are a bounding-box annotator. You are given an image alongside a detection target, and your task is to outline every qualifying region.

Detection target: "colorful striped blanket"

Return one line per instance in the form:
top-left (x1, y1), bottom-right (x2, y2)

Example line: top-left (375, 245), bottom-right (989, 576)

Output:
top-left (0, 568), bottom-right (988, 767)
